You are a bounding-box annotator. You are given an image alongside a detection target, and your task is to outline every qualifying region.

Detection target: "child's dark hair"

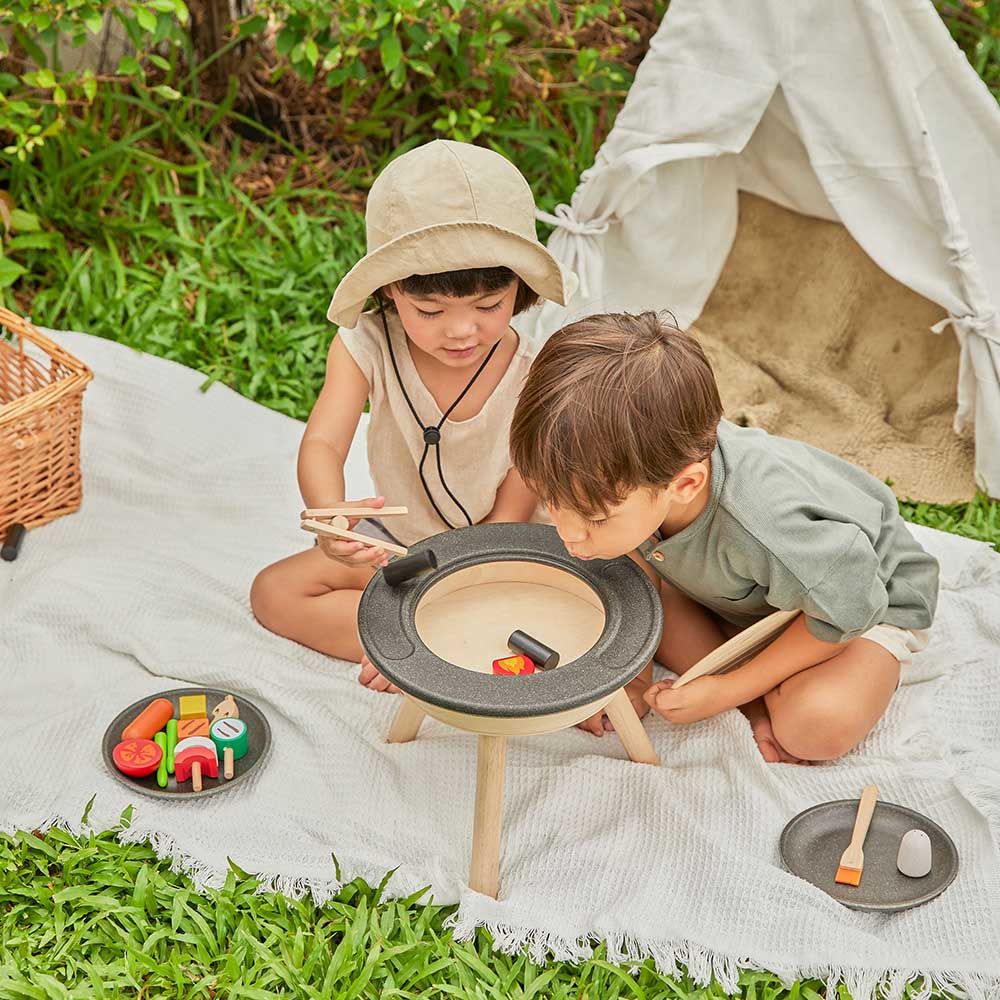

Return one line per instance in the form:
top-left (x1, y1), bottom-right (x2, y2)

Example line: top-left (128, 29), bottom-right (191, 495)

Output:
top-left (380, 266), bottom-right (540, 315)
top-left (510, 311), bottom-right (723, 516)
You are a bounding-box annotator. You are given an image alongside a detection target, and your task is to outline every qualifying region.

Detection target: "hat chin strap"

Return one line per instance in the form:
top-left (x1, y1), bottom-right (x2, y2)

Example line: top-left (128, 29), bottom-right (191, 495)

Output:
top-left (378, 302), bottom-right (502, 531)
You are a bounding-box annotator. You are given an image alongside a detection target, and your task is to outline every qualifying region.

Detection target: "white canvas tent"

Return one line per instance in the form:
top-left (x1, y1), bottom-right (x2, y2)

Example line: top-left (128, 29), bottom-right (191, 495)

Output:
top-left (524, 0), bottom-right (1000, 499)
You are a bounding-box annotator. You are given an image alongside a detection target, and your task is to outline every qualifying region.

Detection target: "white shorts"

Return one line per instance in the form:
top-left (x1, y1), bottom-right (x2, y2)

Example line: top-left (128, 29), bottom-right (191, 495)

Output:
top-left (861, 624), bottom-right (931, 690)
top-left (860, 623), bottom-right (930, 668)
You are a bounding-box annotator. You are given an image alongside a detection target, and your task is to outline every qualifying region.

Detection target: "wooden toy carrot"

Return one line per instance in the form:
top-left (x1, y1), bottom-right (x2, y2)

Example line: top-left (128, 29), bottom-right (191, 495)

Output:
top-left (121, 698), bottom-right (173, 741)
top-left (165, 718), bottom-right (178, 774)
top-left (153, 732), bottom-right (168, 788)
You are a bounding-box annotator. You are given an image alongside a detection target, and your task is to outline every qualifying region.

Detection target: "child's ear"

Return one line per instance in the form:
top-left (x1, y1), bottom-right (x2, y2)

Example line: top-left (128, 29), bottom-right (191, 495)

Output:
top-left (668, 461), bottom-right (710, 503)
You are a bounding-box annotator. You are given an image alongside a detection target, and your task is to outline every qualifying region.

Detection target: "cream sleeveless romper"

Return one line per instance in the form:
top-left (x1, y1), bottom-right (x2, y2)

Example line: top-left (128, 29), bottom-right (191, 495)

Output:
top-left (337, 309), bottom-right (543, 546)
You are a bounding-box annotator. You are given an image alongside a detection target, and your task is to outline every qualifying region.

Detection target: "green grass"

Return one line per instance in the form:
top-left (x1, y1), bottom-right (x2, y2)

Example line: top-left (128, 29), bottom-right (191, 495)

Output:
top-left (1, 816), bottom-right (957, 999)
top-left (899, 491), bottom-right (1000, 552)
top-left (3, 93), bottom-right (366, 418)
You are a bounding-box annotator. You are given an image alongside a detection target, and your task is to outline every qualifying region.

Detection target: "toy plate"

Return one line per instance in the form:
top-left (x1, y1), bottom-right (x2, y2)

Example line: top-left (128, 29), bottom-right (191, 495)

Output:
top-left (102, 687), bottom-right (271, 799)
top-left (780, 799), bottom-right (958, 911)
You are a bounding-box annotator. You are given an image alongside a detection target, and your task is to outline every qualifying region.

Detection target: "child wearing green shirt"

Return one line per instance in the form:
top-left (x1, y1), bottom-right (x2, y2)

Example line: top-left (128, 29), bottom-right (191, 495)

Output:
top-left (509, 311), bottom-right (938, 763)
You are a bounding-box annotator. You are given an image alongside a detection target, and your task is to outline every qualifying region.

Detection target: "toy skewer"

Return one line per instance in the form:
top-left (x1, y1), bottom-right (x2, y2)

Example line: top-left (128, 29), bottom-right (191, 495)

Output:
top-left (211, 718), bottom-right (249, 780)
top-left (173, 736), bottom-right (219, 792)
top-left (301, 506), bottom-right (408, 520)
top-left (300, 518), bottom-right (408, 556)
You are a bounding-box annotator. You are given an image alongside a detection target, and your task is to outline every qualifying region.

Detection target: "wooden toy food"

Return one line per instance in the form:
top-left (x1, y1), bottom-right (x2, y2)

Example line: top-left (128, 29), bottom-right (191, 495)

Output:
top-left (210, 718), bottom-right (249, 779)
top-left (492, 654), bottom-right (536, 676)
top-left (897, 829), bottom-right (932, 878)
top-left (178, 694), bottom-right (208, 720)
top-left (153, 732), bottom-right (168, 788)
top-left (211, 694), bottom-right (239, 721)
top-left (165, 719), bottom-right (178, 774)
top-left (121, 698), bottom-right (174, 741)
top-left (112, 738), bottom-right (163, 777)
top-left (104, 687), bottom-right (272, 800)
top-left (508, 630), bottom-right (560, 670)
top-left (177, 717), bottom-right (210, 739)
top-left (173, 736), bottom-right (218, 791)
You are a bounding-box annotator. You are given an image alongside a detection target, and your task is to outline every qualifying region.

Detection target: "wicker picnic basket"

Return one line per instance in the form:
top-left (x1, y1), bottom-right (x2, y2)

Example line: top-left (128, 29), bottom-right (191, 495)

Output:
top-left (0, 306), bottom-right (93, 539)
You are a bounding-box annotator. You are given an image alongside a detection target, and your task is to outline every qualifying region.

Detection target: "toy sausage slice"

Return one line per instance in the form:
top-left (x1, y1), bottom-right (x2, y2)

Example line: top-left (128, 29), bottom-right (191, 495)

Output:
top-left (122, 698), bottom-right (174, 741)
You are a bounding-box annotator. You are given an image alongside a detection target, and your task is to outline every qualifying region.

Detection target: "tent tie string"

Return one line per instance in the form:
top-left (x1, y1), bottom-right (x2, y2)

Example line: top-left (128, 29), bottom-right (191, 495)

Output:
top-left (535, 204), bottom-right (610, 237)
top-left (931, 312), bottom-right (1000, 346)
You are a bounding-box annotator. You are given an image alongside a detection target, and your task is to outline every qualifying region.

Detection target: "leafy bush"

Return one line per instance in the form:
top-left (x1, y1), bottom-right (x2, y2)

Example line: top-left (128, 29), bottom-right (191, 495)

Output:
top-left (938, 0), bottom-right (1000, 98)
top-left (0, 0), bottom-right (189, 160)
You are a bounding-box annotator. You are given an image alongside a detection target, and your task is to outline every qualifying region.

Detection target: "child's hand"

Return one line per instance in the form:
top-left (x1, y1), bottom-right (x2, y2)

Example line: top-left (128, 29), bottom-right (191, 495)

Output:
top-left (318, 535), bottom-right (390, 568)
top-left (317, 495), bottom-right (391, 569)
top-left (643, 674), bottom-right (736, 724)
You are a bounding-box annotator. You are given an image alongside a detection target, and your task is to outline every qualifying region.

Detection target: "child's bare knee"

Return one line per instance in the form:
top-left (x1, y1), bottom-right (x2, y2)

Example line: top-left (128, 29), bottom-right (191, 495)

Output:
top-left (250, 566), bottom-right (291, 631)
top-left (769, 691), bottom-right (859, 761)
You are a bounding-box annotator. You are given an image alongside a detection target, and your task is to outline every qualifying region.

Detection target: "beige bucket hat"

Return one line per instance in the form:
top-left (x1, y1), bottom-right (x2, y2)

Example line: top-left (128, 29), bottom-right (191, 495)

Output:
top-left (326, 139), bottom-right (577, 328)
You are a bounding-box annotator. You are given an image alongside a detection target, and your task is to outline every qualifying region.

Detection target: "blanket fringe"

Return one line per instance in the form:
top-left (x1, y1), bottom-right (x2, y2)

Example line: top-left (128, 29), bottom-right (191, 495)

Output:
top-left (447, 909), bottom-right (1000, 1000)
top-left (7, 810), bottom-right (424, 910)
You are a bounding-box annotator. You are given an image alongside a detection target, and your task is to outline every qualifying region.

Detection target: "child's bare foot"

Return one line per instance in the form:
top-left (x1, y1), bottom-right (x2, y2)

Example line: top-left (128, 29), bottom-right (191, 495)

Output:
top-left (358, 654), bottom-right (401, 694)
top-left (577, 673), bottom-right (650, 737)
top-left (742, 700), bottom-right (811, 765)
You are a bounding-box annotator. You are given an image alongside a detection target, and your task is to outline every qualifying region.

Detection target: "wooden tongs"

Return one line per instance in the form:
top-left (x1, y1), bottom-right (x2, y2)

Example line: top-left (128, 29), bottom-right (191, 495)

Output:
top-left (300, 505), bottom-right (409, 556)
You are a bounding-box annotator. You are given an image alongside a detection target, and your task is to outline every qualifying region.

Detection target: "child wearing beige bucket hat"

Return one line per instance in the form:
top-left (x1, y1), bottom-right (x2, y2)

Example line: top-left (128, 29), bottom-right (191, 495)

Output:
top-left (250, 139), bottom-right (576, 692)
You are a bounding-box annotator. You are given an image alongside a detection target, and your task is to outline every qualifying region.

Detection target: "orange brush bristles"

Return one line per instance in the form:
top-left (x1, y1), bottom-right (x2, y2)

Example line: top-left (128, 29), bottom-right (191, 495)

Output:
top-left (834, 865), bottom-right (863, 886)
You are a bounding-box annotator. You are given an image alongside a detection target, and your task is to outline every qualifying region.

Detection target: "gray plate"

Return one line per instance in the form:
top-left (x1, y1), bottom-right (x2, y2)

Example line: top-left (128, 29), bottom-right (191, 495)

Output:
top-left (780, 799), bottom-right (959, 911)
top-left (102, 687), bottom-right (271, 800)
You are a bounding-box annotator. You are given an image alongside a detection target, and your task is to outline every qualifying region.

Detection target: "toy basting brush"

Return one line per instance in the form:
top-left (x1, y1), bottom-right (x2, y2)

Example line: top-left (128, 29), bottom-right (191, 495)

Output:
top-left (835, 784), bottom-right (879, 886)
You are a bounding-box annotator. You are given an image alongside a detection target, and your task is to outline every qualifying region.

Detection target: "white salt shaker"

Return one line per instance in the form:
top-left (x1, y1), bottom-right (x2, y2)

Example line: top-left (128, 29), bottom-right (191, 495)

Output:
top-left (897, 829), bottom-right (932, 878)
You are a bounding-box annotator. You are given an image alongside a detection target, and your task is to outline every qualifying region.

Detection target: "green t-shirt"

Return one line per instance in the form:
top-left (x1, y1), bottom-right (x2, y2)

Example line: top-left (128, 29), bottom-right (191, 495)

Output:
top-left (637, 420), bottom-right (939, 643)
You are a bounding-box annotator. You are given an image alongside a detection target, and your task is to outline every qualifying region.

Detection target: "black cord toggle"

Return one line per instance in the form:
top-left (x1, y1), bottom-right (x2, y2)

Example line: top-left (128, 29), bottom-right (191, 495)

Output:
top-left (378, 301), bottom-right (501, 530)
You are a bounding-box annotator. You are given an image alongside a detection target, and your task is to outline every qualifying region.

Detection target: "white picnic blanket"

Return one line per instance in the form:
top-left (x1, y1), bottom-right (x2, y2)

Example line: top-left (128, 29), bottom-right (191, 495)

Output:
top-left (2, 331), bottom-right (999, 1000)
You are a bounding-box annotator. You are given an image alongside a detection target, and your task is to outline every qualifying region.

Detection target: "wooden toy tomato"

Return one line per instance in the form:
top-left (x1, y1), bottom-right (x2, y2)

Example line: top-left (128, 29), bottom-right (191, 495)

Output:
top-left (112, 738), bottom-right (163, 777)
